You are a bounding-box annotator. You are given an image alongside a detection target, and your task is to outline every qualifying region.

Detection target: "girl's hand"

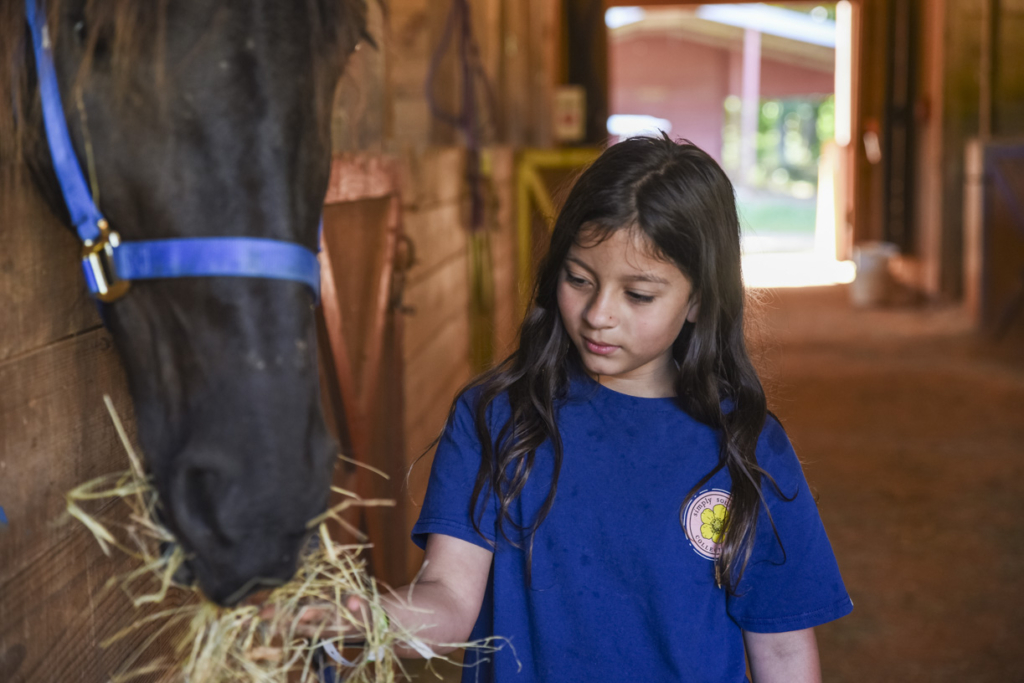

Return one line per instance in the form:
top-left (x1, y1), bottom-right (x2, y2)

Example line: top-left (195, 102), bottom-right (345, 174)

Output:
top-left (260, 595), bottom-right (369, 639)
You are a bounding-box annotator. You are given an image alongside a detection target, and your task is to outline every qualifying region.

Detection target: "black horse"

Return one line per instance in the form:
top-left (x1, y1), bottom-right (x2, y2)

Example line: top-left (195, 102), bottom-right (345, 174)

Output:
top-left (3, 0), bottom-right (369, 605)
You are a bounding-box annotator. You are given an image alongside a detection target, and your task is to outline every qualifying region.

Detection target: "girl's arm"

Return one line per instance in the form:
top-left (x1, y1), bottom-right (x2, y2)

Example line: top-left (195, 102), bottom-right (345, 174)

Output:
top-left (379, 533), bottom-right (492, 656)
top-left (743, 628), bottom-right (821, 683)
top-left (281, 533), bottom-right (492, 658)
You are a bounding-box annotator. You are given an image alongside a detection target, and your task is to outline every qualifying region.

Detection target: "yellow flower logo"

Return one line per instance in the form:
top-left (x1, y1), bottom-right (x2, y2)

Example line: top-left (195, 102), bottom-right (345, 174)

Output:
top-left (685, 490), bottom-right (731, 560)
top-left (700, 504), bottom-right (729, 544)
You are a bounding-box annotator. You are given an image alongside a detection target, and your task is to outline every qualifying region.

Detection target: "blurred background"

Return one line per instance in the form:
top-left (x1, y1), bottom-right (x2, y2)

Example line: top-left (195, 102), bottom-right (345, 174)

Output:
top-left (319, 1), bottom-right (1023, 679)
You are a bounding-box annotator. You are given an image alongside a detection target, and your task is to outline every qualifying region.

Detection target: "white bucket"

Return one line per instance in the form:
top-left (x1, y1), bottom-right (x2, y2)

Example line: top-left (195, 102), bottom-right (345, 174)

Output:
top-left (850, 241), bottom-right (899, 307)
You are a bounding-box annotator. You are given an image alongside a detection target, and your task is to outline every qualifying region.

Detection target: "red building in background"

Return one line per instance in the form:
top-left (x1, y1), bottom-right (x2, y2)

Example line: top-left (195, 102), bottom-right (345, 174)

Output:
top-left (609, 7), bottom-right (835, 165)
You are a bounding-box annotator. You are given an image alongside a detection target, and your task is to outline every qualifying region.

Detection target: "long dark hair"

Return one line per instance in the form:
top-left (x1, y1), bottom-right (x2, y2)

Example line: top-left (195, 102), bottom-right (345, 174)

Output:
top-left (462, 134), bottom-right (780, 592)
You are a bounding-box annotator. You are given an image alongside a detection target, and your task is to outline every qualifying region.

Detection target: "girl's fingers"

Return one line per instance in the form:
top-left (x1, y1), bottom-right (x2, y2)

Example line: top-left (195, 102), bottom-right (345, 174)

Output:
top-left (297, 605), bottom-right (328, 622)
top-left (259, 598), bottom-right (372, 639)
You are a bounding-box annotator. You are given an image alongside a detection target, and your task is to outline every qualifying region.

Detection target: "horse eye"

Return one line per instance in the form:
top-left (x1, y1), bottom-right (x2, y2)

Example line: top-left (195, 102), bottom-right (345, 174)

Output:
top-left (73, 20), bottom-right (86, 42)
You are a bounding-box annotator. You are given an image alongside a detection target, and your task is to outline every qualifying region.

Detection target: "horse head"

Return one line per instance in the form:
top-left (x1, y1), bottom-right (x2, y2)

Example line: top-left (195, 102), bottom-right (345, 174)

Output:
top-left (18, 0), bottom-right (368, 605)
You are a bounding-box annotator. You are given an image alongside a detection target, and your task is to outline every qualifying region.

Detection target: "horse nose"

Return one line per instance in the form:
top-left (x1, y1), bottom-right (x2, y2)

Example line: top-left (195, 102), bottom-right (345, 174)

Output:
top-left (166, 448), bottom-right (314, 605)
top-left (171, 461), bottom-right (233, 549)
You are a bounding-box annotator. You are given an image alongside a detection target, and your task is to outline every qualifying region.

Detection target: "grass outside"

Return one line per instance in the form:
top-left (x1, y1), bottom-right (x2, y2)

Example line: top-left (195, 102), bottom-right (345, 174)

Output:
top-left (736, 188), bottom-right (818, 254)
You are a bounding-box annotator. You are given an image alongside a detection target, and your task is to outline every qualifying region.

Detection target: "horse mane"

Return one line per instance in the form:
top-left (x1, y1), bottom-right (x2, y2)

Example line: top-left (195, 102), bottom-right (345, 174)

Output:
top-left (0, 0), bottom-right (370, 171)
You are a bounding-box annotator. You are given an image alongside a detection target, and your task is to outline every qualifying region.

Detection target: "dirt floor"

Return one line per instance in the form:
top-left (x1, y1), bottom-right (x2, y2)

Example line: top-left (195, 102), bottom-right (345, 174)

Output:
top-left (404, 284), bottom-right (1024, 682)
top-left (759, 285), bottom-right (1024, 682)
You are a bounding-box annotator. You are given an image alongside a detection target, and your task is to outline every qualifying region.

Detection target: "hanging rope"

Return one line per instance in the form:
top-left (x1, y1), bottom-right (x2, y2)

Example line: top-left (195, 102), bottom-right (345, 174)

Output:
top-left (424, 0), bottom-right (500, 370)
top-left (424, 0), bottom-right (496, 232)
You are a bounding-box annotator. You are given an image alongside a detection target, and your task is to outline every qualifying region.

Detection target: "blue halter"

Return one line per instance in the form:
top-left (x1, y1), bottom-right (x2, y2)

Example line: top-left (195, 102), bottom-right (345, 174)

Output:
top-left (25, 0), bottom-right (321, 303)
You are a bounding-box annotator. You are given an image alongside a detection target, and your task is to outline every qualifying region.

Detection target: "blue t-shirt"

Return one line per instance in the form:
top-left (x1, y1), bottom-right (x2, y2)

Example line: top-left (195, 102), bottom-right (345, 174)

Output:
top-left (411, 374), bottom-right (852, 682)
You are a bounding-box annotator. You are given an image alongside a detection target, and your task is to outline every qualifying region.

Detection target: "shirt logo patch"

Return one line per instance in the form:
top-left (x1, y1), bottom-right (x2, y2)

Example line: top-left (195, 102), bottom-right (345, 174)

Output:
top-left (683, 489), bottom-right (731, 560)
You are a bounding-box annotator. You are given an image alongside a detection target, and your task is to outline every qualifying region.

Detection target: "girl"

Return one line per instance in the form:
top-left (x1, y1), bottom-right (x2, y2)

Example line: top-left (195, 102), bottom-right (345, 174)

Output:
top-left (307, 135), bottom-right (852, 682)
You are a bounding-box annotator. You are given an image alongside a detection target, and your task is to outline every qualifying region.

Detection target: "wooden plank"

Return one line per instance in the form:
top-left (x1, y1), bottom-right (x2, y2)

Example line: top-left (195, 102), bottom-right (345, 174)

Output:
top-left (485, 146), bottom-right (519, 356)
top-left (365, 313), bottom-right (411, 586)
top-left (0, 176), bottom-right (101, 363)
top-left (502, 0), bottom-right (532, 146)
top-left (852, 0), bottom-right (889, 248)
top-left (984, 150), bottom-right (1024, 334)
top-left (324, 155), bottom-right (396, 204)
top-left (486, 145), bottom-right (515, 184)
top-left (565, 0), bottom-right (608, 145)
top-left (322, 197), bottom-right (394, 394)
top-left (914, 0), bottom-right (947, 296)
top-left (397, 147), bottom-right (467, 210)
top-left (391, 98), bottom-right (434, 147)
top-left (402, 366), bottom-right (470, 580)
top-left (403, 315), bottom-right (471, 431)
top-left (320, 165), bottom-right (411, 586)
top-left (385, 0), bottom-right (436, 146)
top-left (403, 312), bottom-right (471, 400)
top-left (404, 202), bottom-right (468, 283)
top-left (1, 513), bottom-right (192, 683)
top-left (330, 0), bottom-right (388, 153)
top-left (404, 362), bottom-right (470, 468)
top-left (425, 0), bottom-right (460, 147)
top-left (388, 0), bottom-right (433, 98)
top-left (476, 0), bottom-right (504, 115)
top-left (401, 251), bottom-right (470, 360)
top-left (319, 224), bottom-right (388, 568)
top-left (0, 329), bottom-right (134, 574)
top-left (491, 253), bottom-right (518, 359)
top-left (0, 327), bottom-right (187, 683)
top-left (528, 0), bottom-right (560, 147)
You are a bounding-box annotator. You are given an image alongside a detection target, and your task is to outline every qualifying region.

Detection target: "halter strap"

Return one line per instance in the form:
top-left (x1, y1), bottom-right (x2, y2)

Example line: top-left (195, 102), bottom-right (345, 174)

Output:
top-left (25, 0), bottom-right (103, 243)
top-left (107, 238), bottom-right (322, 294)
top-left (26, 0), bottom-right (321, 303)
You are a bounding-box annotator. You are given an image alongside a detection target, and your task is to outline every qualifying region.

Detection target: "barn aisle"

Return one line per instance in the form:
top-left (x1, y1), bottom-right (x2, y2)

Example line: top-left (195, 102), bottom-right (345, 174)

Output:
top-left (761, 287), bottom-right (1024, 682)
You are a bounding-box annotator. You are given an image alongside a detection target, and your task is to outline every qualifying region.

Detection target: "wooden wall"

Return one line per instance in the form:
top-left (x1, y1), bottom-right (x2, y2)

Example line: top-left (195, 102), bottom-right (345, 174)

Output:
top-left (379, 0), bottom-right (560, 150)
top-left (0, 180), bottom-right (182, 683)
top-left (392, 145), bottom-right (517, 581)
top-left (851, 0), bottom-right (890, 251)
top-left (857, 0), bottom-right (1024, 300)
top-left (914, 0), bottom-right (947, 296)
top-left (486, 147), bottom-right (520, 360)
top-left (939, 0), bottom-right (1024, 298)
top-left (397, 148), bottom-right (473, 578)
top-left (332, 0), bottom-right (388, 153)
top-left (326, 0), bottom-right (558, 582)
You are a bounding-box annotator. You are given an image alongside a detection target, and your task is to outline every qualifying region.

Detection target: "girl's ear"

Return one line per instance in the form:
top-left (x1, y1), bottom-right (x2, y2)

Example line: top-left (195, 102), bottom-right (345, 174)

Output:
top-left (686, 297), bottom-right (700, 323)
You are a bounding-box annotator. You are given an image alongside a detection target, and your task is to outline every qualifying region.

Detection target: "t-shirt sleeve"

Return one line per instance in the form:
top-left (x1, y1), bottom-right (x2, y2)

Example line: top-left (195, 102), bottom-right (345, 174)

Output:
top-left (726, 417), bottom-right (854, 633)
top-left (410, 390), bottom-right (498, 553)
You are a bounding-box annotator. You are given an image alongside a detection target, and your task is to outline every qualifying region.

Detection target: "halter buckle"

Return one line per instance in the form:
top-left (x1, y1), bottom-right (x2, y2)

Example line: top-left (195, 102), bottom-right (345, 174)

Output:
top-left (81, 220), bottom-right (131, 302)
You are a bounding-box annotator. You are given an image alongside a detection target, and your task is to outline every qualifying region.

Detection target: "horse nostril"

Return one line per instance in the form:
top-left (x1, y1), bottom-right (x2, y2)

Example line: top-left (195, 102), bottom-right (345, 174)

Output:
top-left (175, 466), bottom-right (230, 547)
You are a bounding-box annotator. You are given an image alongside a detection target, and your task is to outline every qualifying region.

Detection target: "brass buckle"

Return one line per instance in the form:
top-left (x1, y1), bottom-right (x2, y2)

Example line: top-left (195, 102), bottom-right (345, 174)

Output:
top-left (81, 219), bottom-right (131, 302)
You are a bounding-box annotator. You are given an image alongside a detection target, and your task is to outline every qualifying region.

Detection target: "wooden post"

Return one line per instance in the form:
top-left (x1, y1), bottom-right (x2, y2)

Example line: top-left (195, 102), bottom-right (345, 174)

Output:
top-left (979, 0), bottom-right (996, 142)
top-left (740, 28), bottom-right (762, 186)
top-left (319, 154), bottom-right (408, 587)
top-left (564, 0), bottom-right (608, 145)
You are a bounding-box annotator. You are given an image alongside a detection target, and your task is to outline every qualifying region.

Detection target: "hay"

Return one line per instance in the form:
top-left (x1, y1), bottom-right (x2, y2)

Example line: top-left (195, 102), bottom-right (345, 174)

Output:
top-left (67, 395), bottom-right (501, 683)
